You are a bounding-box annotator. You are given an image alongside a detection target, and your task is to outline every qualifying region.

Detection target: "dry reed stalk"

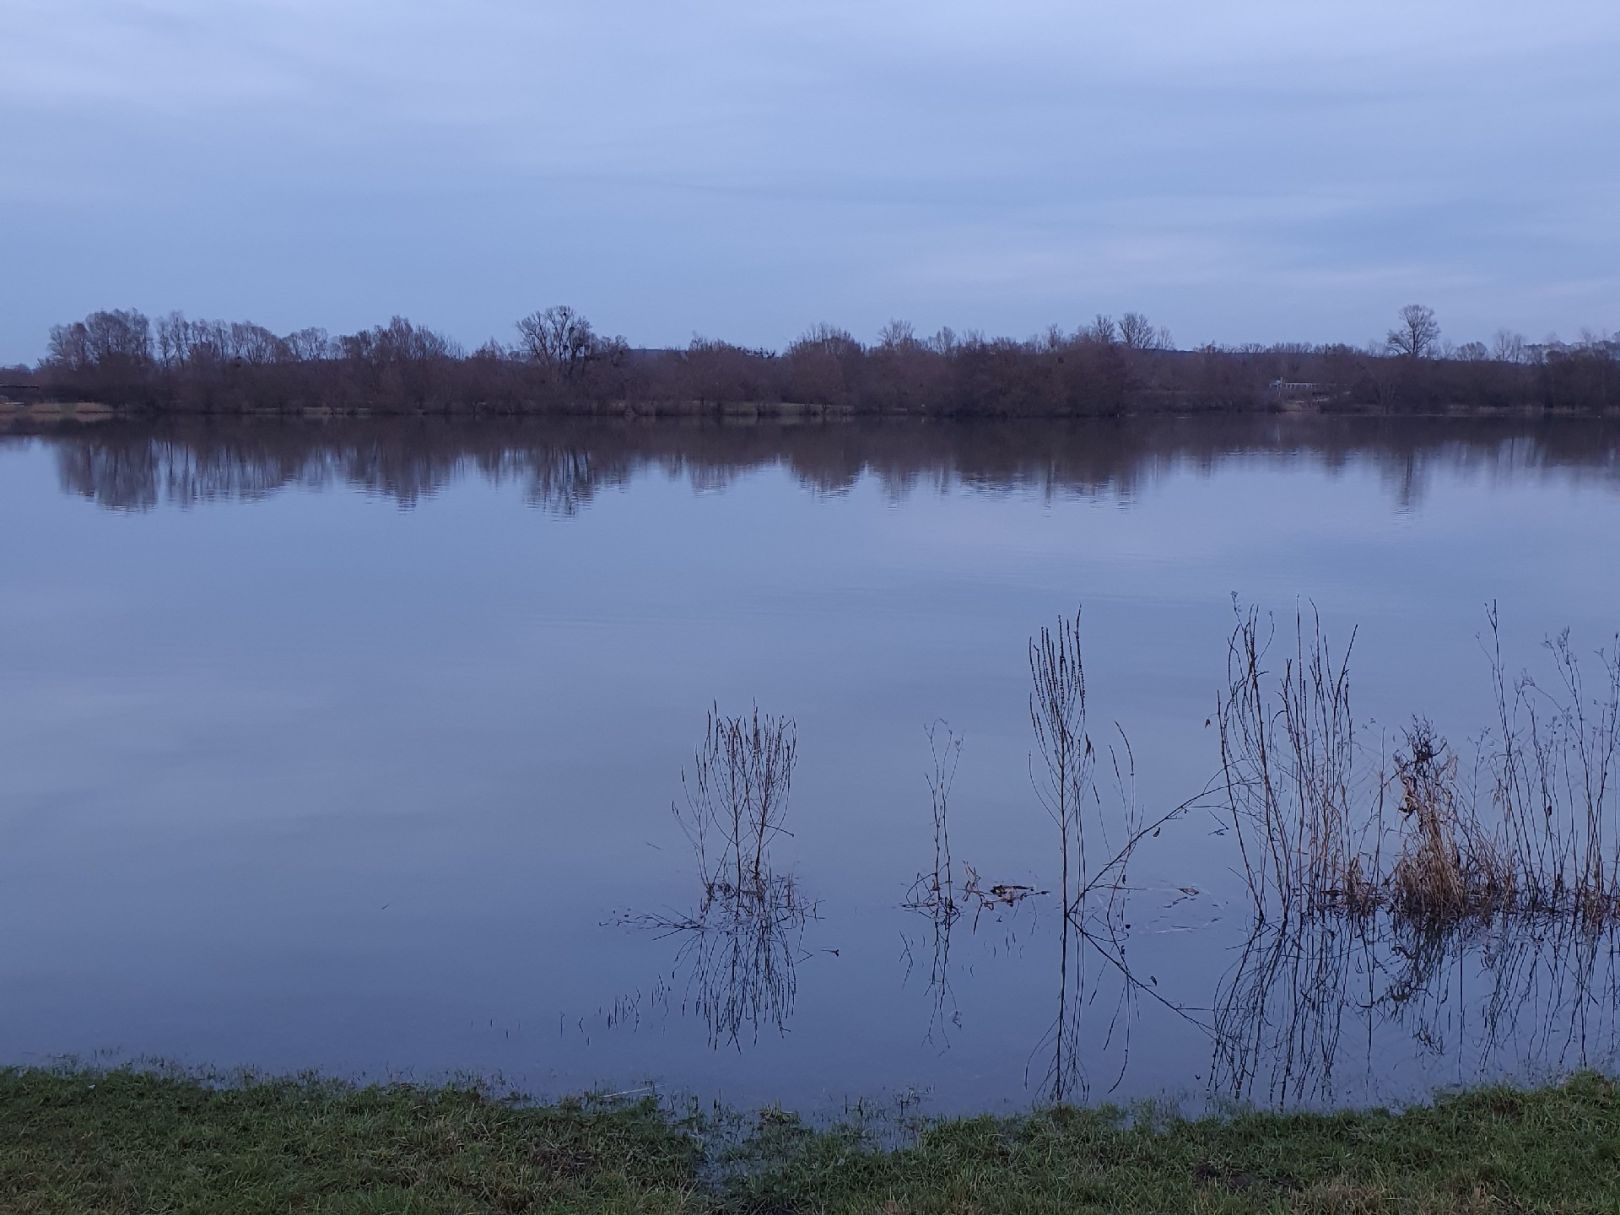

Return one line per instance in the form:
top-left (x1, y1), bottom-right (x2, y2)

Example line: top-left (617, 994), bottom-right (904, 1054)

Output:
top-left (1218, 601), bottom-right (1363, 918)
top-left (675, 702), bottom-right (798, 908)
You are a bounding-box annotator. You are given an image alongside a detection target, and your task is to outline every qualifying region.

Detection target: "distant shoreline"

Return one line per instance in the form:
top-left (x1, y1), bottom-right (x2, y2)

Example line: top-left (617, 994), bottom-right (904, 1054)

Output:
top-left (18, 305), bottom-right (1618, 421)
top-left (6, 397), bottom-right (1617, 431)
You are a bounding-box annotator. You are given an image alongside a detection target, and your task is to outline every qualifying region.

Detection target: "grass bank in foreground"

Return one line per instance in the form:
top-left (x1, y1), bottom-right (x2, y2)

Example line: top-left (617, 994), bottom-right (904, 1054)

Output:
top-left (2, 1069), bottom-right (1617, 1213)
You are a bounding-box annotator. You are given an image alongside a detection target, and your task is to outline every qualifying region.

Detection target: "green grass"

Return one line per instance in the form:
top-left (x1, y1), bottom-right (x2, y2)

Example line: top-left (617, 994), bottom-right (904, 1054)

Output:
top-left (3, 1067), bottom-right (1618, 1213)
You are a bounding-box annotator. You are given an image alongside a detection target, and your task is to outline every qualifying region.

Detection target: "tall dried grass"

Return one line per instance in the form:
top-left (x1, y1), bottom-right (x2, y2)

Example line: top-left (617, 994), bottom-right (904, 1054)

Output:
top-left (1219, 601), bottom-right (1620, 925)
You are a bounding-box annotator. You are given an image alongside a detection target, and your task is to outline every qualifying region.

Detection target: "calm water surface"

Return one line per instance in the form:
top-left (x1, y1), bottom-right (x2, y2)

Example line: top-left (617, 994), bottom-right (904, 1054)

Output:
top-left (2, 416), bottom-right (1619, 1116)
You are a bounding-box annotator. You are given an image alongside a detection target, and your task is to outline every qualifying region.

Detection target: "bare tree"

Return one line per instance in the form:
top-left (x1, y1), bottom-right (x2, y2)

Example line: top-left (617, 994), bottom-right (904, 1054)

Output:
top-left (877, 318), bottom-right (918, 350)
top-left (282, 327), bottom-right (332, 363)
top-left (515, 305), bottom-right (598, 382)
top-left (1083, 314), bottom-right (1118, 346)
top-left (46, 322), bottom-right (92, 372)
top-left (1386, 305), bottom-right (1440, 360)
top-left (1491, 329), bottom-right (1527, 364)
top-left (785, 323), bottom-right (861, 405)
top-left (1117, 312), bottom-right (1168, 352)
top-left (229, 321), bottom-right (284, 366)
top-left (48, 309), bottom-right (151, 372)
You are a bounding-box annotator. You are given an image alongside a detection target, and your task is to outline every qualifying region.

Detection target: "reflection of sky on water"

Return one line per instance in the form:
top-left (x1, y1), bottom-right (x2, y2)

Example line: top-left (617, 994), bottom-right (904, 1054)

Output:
top-left (0, 417), bottom-right (1617, 1114)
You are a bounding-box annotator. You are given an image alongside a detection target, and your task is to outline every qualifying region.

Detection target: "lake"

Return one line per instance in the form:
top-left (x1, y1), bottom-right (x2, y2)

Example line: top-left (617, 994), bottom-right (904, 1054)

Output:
top-left (2, 414), bottom-right (1619, 1117)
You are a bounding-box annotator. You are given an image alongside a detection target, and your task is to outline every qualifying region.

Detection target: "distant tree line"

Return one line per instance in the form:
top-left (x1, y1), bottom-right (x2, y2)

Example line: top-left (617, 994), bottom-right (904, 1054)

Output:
top-left (8, 303), bottom-right (1618, 416)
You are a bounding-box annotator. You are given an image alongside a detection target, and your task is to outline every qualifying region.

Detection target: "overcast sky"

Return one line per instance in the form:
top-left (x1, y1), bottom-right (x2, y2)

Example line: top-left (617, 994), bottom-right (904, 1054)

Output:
top-left (4, 0), bottom-right (1616, 363)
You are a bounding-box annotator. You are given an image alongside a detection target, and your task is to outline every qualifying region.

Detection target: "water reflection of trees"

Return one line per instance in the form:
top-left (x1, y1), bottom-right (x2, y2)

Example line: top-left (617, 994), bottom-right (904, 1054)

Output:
top-left (28, 414), bottom-right (1620, 513)
top-left (1211, 914), bottom-right (1620, 1108)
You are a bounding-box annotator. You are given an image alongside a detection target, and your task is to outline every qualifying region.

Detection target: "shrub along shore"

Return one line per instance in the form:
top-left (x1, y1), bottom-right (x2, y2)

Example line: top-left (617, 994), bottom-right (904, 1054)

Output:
top-left (11, 303), bottom-right (1619, 418)
top-left (2, 1067), bottom-right (1617, 1213)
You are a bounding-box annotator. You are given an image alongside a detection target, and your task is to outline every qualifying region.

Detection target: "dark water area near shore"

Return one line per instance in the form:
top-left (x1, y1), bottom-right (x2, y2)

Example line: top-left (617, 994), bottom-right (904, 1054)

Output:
top-left (2, 415), bottom-right (1619, 1116)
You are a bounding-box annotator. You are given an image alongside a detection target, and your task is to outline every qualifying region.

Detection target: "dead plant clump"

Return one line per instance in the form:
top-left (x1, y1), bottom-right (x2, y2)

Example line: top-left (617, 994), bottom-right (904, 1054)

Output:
top-left (1339, 854), bottom-right (1380, 917)
top-left (1219, 603), bottom-right (1620, 929)
top-left (1387, 720), bottom-right (1517, 920)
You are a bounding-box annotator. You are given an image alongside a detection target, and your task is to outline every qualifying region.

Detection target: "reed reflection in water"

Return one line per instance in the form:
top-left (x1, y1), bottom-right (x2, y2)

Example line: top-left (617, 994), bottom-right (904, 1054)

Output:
top-left (1211, 913), bottom-right (1620, 1108)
